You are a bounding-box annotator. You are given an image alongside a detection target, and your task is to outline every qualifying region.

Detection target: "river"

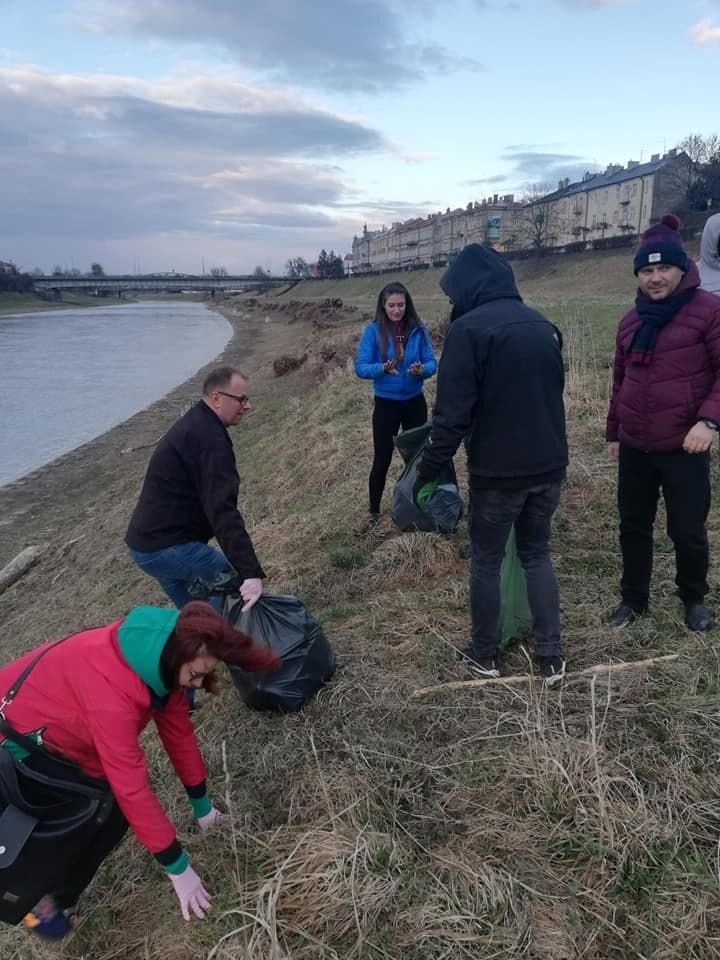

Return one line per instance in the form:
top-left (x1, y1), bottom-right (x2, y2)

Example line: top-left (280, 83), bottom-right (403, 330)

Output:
top-left (0, 299), bottom-right (231, 487)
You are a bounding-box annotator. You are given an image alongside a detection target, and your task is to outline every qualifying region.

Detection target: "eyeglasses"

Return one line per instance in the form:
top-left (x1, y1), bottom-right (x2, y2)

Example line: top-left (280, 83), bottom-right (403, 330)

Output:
top-left (217, 391), bottom-right (249, 405)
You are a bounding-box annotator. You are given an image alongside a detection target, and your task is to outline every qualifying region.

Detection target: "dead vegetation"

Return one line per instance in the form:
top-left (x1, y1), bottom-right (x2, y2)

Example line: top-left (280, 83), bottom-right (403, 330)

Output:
top-left (2, 287), bottom-right (720, 959)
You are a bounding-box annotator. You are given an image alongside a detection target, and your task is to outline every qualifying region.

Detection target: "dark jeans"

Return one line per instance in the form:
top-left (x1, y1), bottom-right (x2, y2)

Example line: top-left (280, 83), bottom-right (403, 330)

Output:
top-left (618, 444), bottom-right (710, 610)
top-left (23, 752), bottom-right (128, 910)
top-left (469, 482), bottom-right (562, 658)
top-left (369, 393), bottom-right (427, 513)
top-left (128, 541), bottom-right (234, 609)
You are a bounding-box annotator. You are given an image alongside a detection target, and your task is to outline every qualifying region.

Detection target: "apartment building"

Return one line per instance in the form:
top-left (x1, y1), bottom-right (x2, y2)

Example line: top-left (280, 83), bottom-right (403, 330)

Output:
top-left (527, 150), bottom-right (689, 250)
top-left (351, 195), bottom-right (523, 273)
top-left (351, 150), bottom-right (689, 273)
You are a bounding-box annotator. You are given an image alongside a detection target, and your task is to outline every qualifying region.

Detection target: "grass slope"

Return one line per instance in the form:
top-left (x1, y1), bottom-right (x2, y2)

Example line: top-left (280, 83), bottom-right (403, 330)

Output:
top-left (2, 268), bottom-right (720, 959)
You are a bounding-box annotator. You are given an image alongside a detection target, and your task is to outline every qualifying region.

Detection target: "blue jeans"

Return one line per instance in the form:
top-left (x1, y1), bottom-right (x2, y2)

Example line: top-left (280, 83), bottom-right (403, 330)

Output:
top-left (127, 542), bottom-right (234, 609)
top-left (469, 482), bottom-right (562, 658)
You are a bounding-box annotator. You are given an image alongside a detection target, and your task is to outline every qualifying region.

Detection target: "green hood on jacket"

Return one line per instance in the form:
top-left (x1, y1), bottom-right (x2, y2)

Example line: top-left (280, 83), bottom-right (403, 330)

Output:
top-left (117, 606), bottom-right (180, 696)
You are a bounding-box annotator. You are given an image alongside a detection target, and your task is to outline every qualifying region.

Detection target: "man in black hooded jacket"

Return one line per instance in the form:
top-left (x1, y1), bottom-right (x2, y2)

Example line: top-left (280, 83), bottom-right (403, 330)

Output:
top-left (416, 243), bottom-right (568, 685)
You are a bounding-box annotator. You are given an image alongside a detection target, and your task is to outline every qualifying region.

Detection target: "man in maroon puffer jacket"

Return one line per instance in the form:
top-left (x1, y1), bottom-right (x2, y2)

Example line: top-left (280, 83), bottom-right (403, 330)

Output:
top-left (606, 214), bottom-right (720, 631)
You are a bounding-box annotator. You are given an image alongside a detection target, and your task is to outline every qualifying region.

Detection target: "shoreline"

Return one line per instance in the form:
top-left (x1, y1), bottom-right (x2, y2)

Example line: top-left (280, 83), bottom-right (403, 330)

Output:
top-left (0, 301), bottom-right (255, 567)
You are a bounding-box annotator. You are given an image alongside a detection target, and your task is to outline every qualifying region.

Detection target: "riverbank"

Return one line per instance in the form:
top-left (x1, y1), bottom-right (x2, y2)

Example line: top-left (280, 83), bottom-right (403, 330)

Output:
top-left (0, 291), bottom-right (125, 315)
top-left (2, 287), bottom-right (719, 960)
top-left (0, 298), bottom-right (273, 639)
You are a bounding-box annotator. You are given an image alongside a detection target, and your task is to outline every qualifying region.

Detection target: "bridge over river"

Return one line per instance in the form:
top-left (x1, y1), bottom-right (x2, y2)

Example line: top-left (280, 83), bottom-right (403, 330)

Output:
top-left (33, 274), bottom-right (294, 295)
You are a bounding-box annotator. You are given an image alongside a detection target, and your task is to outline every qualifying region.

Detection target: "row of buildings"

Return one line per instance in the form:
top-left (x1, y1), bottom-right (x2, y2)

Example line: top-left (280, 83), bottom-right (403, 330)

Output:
top-left (350, 150), bottom-right (691, 273)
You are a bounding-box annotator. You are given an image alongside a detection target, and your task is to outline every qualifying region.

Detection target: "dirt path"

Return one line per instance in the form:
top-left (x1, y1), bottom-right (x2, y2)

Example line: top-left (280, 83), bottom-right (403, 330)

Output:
top-left (0, 297), bottom-right (329, 655)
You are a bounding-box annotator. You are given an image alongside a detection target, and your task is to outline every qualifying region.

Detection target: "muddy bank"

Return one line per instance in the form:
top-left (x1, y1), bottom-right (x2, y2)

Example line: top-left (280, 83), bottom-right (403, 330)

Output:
top-left (0, 301), bottom-right (267, 653)
top-left (0, 295), bottom-right (361, 656)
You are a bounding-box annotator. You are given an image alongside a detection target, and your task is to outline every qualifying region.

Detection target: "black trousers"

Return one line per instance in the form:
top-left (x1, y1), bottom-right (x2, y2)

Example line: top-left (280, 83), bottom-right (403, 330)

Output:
top-left (23, 752), bottom-right (128, 910)
top-left (618, 444), bottom-right (710, 611)
top-left (369, 393), bottom-right (427, 513)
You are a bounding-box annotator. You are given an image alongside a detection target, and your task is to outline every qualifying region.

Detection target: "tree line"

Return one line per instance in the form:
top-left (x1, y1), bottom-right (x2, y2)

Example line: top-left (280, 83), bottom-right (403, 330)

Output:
top-left (285, 249), bottom-right (345, 279)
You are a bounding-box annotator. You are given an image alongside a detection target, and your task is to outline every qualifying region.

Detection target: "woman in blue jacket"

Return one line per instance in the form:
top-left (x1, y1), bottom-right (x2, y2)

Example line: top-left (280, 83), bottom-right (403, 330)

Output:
top-left (355, 282), bottom-right (437, 520)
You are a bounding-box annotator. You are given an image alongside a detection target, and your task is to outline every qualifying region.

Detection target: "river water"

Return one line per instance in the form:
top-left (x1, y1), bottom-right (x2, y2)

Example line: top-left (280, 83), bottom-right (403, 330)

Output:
top-left (0, 300), bottom-right (232, 487)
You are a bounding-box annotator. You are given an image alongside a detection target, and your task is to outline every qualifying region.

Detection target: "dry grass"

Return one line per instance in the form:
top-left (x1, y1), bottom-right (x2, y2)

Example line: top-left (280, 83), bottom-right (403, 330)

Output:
top-left (3, 288), bottom-right (720, 959)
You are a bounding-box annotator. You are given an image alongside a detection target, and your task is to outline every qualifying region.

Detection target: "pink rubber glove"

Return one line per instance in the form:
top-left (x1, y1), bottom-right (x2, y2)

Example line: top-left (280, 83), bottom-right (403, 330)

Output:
top-left (240, 577), bottom-right (263, 612)
top-left (196, 805), bottom-right (224, 832)
top-left (168, 865), bottom-right (211, 921)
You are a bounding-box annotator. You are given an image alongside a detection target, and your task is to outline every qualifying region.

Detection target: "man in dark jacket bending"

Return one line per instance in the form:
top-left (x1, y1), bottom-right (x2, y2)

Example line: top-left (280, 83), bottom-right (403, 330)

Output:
top-left (606, 215), bottom-right (720, 632)
top-left (126, 366), bottom-right (264, 611)
top-left (416, 243), bottom-right (568, 685)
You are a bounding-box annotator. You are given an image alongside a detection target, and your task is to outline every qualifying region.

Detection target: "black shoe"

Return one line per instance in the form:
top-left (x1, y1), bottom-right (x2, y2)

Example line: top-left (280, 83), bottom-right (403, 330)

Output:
top-left (458, 646), bottom-right (500, 678)
top-left (684, 603), bottom-right (713, 632)
top-left (538, 655), bottom-right (566, 687)
top-left (609, 604), bottom-right (641, 628)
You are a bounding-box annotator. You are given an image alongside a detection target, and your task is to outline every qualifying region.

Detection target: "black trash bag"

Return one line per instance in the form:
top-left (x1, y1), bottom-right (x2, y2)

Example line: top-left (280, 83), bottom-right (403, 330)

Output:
top-left (391, 425), bottom-right (463, 533)
top-left (225, 594), bottom-right (335, 712)
top-left (394, 421), bottom-right (432, 466)
top-left (188, 575), bottom-right (335, 712)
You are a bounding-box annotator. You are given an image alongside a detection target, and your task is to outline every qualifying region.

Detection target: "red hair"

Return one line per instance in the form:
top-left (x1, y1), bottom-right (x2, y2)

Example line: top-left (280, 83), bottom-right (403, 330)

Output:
top-left (161, 601), bottom-right (280, 693)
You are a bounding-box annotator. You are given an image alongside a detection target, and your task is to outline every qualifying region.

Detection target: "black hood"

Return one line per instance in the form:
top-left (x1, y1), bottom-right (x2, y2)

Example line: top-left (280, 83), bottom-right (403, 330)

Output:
top-left (440, 243), bottom-right (521, 318)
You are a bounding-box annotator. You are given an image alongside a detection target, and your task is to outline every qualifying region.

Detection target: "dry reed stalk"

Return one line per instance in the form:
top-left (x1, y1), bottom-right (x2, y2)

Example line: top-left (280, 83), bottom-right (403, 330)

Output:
top-left (412, 654), bottom-right (680, 698)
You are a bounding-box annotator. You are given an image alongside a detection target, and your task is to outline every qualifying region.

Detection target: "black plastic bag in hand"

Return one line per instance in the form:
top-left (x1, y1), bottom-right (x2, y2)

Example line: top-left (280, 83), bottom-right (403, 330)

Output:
top-left (223, 594), bottom-right (336, 712)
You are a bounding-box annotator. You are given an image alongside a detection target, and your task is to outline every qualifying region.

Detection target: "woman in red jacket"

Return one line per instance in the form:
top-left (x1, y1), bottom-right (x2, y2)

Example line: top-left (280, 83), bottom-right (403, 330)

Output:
top-left (0, 601), bottom-right (279, 938)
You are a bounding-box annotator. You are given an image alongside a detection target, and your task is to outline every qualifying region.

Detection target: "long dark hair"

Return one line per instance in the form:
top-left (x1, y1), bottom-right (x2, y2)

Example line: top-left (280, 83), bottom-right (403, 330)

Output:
top-left (160, 601), bottom-right (279, 694)
top-left (374, 282), bottom-right (421, 360)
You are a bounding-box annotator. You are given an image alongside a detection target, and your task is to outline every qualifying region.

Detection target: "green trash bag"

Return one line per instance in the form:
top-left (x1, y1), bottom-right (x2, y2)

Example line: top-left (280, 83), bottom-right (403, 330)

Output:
top-left (498, 527), bottom-right (531, 650)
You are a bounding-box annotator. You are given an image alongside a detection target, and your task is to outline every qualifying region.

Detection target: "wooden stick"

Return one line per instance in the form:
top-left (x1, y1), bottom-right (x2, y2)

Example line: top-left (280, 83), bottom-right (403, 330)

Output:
top-left (0, 545), bottom-right (44, 595)
top-left (121, 435), bottom-right (162, 454)
top-left (411, 654), bottom-right (680, 699)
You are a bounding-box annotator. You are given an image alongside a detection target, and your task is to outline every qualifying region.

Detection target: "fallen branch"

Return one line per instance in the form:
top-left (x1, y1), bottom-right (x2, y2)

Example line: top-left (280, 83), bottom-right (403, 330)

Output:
top-left (121, 435), bottom-right (163, 454)
top-left (411, 654), bottom-right (680, 699)
top-left (0, 545), bottom-right (44, 595)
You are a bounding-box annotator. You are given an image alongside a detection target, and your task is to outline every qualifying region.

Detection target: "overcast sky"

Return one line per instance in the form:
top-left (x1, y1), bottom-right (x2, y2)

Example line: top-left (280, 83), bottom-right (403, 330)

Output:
top-left (2, 0), bottom-right (719, 274)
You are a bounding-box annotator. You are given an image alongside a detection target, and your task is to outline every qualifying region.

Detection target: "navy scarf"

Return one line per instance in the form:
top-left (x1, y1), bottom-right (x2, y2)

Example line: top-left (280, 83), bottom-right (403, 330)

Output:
top-left (627, 286), bottom-right (696, 364)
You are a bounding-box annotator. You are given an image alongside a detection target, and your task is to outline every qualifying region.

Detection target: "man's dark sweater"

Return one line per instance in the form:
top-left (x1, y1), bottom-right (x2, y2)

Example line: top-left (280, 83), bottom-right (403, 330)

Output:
top-left (126, 401), bottom-right (265, 580)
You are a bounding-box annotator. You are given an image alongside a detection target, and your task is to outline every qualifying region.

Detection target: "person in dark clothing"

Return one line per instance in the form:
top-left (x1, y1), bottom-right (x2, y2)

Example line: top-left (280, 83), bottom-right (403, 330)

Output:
top-left (415, 243), bottom-right (568, 685)
top-left (606, 215), bottom-right (720, 631)
top-left (355, 282), bottom-right (437, 521)
top-left (126, 366), bottom-right (264, 611)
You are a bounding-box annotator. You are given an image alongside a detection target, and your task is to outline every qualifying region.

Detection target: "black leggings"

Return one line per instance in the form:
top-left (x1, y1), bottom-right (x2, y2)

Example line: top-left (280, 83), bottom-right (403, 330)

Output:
top-left (23, 752), bottom-right (128, 910)
top-left (369, 393), bottom-right (428, 513)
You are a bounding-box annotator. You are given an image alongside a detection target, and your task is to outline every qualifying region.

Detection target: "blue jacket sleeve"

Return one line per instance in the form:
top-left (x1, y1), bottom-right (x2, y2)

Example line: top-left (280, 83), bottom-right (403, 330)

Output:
top-left (355, 324), bottom-right (384, 380)
top-left (419, 326), bottom-right (438, 378)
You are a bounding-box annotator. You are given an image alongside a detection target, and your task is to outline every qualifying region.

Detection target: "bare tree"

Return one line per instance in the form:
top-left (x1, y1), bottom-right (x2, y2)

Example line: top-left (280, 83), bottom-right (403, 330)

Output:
top-left (284, 257), bottom-right (310, 278)
top-left (668, 133), bottom-right (720, 210)
top-left (518, 185), bottom-right (563, 253)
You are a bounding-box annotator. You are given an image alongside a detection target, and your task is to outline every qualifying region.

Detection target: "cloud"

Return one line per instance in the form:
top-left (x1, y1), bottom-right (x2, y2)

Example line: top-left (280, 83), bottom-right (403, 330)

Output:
top-left (68, 0), bottom-right (483, 92)
top-left (690, 18), bottom-right (720, 46)
top-left (0, 65), bottom-right (390, 270)
top-left (462, 174), bottom-right (508, 186)
top-left (499, 146), bottom-right (594, 191)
